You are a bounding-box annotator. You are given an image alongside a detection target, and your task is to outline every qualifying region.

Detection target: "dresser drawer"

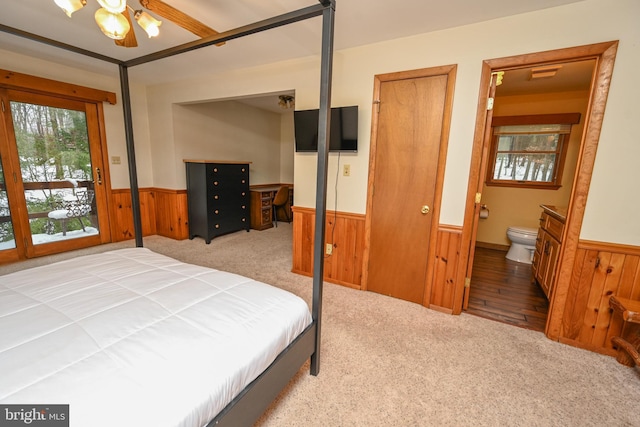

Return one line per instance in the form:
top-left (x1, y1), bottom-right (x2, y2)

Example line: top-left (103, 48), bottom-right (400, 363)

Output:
top-left (261, 208), bottom-right (271, 224)
top-left (210, 163), bottom-right (249, 178)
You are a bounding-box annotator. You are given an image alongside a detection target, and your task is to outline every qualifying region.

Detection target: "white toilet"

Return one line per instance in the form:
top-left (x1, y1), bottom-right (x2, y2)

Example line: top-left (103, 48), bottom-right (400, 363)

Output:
top-left (506, 226), bottom-right (538, 264)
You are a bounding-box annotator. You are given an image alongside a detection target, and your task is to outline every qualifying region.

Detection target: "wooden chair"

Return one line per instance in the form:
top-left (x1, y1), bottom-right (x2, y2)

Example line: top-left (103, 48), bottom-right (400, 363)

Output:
top-left (609, 296), bottom-right (640, 368)
top-left (48, 189), bottom-right (94, 236)
top-left (272, 186), bottom-right (290, 227)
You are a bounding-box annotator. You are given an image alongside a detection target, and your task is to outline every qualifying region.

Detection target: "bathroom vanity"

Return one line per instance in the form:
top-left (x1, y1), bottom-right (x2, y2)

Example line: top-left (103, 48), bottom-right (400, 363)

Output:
top-left (532, 205), bottom-right (567, 299)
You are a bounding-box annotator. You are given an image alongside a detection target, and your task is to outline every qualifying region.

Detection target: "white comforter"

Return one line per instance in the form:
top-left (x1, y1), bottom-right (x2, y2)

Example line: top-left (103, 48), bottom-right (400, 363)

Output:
top-left (0, 248), bottom-right (311, 427)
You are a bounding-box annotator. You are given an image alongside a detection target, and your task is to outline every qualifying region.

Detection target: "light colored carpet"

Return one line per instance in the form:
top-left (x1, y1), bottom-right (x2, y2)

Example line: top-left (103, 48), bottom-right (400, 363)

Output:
top-left (2, 227), bottom-right (639, 426)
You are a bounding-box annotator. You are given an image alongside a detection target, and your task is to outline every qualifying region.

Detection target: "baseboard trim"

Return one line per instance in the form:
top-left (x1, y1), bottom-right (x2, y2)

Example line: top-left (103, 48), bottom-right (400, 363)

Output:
top-left (475, 241), bottom-right (509, 252)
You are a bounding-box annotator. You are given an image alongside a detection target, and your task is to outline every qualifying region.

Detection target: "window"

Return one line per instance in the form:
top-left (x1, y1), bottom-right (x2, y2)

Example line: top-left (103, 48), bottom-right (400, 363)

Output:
top-left (486, 113), bottom-right (580, 189)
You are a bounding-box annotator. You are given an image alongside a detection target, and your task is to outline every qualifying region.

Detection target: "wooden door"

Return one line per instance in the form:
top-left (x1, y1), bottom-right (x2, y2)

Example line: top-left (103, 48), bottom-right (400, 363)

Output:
top-left (0, 89), bottom-right (111, 260)
top-left (366, 68), bottom-right (454, 304)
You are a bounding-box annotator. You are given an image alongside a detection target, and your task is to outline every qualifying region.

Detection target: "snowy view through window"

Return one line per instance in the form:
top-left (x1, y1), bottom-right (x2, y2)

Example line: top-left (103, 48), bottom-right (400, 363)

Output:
top-left (0, 101), bottom-right (97, 250)
top-left (489, 121), bottom-right (572, 187)
top-left (492, 133), bottom-right (559, 182)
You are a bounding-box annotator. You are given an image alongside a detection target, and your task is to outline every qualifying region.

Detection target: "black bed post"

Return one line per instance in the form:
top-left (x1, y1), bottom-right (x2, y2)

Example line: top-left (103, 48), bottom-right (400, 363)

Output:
top-left (310, 0), bottom-right (336, 376)
top-left (118, 64), bottom-right (144, 248)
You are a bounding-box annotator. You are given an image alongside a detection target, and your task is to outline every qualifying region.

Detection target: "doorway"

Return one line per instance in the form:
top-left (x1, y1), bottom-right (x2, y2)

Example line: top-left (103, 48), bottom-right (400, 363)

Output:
top-left (0, 80), bottom-right (112, 263)
top-left (457, 41), bottom-right (619, 339)
top-left (364, 65), bottom-right (456, 304)
top-left (465, 60), bottom-right (595, 331)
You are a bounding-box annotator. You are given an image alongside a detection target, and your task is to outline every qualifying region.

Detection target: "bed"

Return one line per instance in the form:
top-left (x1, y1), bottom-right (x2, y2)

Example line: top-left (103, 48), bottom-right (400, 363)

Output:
top-left (0, 247), bottom-right (314, 426)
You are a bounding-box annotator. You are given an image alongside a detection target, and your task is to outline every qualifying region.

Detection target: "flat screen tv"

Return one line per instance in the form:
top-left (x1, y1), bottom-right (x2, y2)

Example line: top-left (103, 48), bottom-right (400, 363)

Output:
top-left (294, 106), bottom-right (358, 152)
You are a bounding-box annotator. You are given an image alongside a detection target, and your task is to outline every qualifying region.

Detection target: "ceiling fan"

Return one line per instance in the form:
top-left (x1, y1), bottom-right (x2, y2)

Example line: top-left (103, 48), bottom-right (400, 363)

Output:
top-left (54, 0), bottom-right (224, 48)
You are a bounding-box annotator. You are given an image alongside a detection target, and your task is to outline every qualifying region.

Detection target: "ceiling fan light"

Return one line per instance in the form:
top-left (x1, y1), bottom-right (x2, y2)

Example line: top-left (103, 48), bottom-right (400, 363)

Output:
top-left (53, 0), bottom-right (87, 18)
top-left (95, 8), bottom-right (130, 40)
top-left (96, 0), bottom-right (127, 14)
top-left (278, 95), bottom-right (295, 109)
top-left (134, 10), bottom-right (162, 38)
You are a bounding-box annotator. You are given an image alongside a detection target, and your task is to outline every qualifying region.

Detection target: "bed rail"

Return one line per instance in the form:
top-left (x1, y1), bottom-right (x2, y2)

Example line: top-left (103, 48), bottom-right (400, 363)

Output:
top-left (208, 322), bottom-right (317, 427)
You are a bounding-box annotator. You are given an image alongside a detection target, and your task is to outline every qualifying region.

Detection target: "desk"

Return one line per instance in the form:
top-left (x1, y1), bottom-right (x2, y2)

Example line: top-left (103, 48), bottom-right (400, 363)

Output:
top-left (250, 185), bottom-right (293, 230)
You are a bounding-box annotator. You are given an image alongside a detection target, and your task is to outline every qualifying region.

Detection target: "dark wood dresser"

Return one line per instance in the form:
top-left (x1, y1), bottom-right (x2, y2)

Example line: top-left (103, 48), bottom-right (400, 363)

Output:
top-left (184, 160), bottom-right (251, 243)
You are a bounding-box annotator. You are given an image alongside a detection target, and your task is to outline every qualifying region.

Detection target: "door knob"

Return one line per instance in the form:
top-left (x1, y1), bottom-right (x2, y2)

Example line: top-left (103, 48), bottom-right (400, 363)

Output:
top-left (421, 205), bottom-right (430, 214)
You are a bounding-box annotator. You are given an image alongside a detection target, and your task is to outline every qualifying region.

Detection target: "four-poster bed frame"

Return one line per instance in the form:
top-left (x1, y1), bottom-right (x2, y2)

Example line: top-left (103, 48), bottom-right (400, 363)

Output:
top-left (0, 1), bottom-right (336, 425)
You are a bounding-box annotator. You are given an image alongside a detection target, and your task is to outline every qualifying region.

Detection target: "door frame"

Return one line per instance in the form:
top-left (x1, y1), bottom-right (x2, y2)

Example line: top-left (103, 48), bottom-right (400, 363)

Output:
top-left (456, 41), bottom-right (619, 340)
top-left (362, 64), bottom-right (457, 307)
top-left (0, 69), bottom-right (116, 262)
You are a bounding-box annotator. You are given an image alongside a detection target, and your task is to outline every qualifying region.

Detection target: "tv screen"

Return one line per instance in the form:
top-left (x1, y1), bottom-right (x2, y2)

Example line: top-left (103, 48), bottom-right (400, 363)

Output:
top-left (294, 106), bottom-right (358, 152)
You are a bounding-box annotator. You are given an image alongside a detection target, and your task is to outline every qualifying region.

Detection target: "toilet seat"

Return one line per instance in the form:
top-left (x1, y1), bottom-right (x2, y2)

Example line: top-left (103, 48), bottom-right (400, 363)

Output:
top-left (507, 226), bottom-right (538, 237)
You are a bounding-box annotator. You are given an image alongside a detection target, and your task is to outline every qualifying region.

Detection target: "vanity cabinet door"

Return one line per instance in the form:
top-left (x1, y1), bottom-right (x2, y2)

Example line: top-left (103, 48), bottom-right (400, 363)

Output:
top-left (536, 231), bottom-right (561, 299)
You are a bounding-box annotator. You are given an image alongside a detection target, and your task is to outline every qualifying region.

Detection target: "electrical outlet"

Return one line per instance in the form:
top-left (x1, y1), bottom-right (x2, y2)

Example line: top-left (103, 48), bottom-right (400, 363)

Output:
top-left (325, 243), bottom-right (333, 255)
top-left (343, 164), bottom-right (351, 176)
top-left (111, 156), bottom-right (121, 165)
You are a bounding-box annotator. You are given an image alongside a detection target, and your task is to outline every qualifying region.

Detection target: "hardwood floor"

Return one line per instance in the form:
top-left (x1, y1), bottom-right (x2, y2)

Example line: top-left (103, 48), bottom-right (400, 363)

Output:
top-left (466, 247), bottom-right (549, 332)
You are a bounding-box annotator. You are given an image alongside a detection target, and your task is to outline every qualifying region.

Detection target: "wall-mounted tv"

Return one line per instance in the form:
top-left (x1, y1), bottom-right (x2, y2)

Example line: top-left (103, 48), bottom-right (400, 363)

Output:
top-left (294, 105), bottom-right (358, 152)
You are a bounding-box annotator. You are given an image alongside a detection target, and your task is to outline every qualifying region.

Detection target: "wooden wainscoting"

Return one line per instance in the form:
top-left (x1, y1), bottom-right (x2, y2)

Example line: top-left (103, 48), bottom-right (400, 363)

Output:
top-left (429, 225), bottom-right (463, 313)
top-left (291, 209), bottom-right (464, 304)
top-left (110, 188), bottom-right (188, 242)
top-left (559, 240), bottom-right (640, 356)
top-left (110, 188), bottom-right (155, 241)
top-left (291, 206), bottom-right (365, 289)
top-left (152, 188), bottom-right (189, 240)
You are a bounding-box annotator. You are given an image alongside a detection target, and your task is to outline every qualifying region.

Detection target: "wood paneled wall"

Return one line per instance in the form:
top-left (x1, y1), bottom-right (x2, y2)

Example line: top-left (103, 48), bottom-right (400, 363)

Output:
top-left (429, 225), bottom-right (463, 313)
top-left (110, 188), bottom-right (188, 242)
top-left (559, 240), bottom-right (640, 355)
top-left (291, 207), bottom-right (365, 289)
top-left (152, 188), bottom-right (189, 240)
top-left (290, 207), bottom-right (462, 300)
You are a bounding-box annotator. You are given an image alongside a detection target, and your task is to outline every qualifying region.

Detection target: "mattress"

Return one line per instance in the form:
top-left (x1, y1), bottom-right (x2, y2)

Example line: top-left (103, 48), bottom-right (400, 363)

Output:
top-left (0, 248), bottom-right (312, 427)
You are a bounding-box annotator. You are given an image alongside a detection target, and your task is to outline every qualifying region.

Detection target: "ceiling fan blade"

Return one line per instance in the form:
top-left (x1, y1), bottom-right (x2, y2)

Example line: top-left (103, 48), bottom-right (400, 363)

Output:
top-left (139, 0), bottom-right (225, 45)
top-left (115, 9), bottom-right (138, 48)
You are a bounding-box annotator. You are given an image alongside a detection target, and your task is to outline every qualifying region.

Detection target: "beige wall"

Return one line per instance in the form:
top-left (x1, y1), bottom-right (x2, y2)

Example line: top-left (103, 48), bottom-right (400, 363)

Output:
top-left (172, 100), bottom-right (288, 185)
top-left (1, 0), bottom-right (638, 247)
top-left (279, 112), bottom-right (295, 184)
top-left (476, 90), bottom-right (590, 246)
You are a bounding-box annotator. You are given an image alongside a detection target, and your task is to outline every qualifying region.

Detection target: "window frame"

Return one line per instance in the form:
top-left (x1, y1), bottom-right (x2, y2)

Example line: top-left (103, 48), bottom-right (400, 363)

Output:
top-left (486, 113), bottom-right (581, 190)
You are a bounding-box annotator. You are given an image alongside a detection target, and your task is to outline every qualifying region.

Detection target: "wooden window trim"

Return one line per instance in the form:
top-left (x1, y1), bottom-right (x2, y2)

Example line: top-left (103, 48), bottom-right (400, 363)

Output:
top-left (0, 69), bottom-right (116, 105)
top-left (486, 113), bottom-right (580, 189)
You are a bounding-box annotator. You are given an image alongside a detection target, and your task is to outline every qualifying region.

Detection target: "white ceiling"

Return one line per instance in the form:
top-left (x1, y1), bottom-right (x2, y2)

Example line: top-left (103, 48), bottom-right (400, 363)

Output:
top-left (1, 0), bottom-right (587, 87)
